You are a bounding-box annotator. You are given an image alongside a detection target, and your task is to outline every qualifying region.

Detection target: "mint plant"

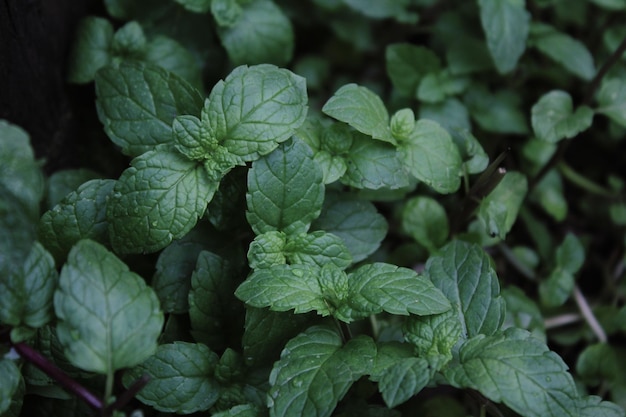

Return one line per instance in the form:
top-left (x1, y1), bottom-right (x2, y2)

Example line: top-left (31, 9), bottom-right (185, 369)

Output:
top-left (2, 0), bottom-right (626, 416)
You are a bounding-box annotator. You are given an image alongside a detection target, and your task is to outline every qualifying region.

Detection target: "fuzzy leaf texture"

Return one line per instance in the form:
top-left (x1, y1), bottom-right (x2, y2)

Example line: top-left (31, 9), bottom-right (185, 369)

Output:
top-left (426, 240), bottom-right (506, 339)
top-left (95, 61), bottom-right (204, 156)
top-left (268, 326), bottom-right (376, 417)
top-left (322, 84), bottom-right (395, 144)
top-left (478, 0), bottom-right (530, 74)
top-left (54, 240), bottom-right (163, 374)
top-left (246, 138), bottom-right (324, 235)
top-left (397, 119), bottom-right (462, 194)
top-left (123, 342), bottom-right (220, 414)
top-left (0, 243), bottom-right (57, 334)
top-left (444, 328), bottom-right (580, 417)
top-left (107, 149), bottom-right (217, 254)
top-left (216, 0), bottom-right (294, 66)
top-left (204, 64), bottom-right (307, 161)
top-left (531, 90), bottom-right (593, 143)
top-left (39, 179), bottom-right (115, 262)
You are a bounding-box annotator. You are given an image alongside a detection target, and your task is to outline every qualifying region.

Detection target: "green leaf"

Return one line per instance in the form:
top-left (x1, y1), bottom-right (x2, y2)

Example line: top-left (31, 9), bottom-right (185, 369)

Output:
top-left (144, 36), bottom-right (203, 88)
top-left (152, 229), bottom-right (212, 314)
top-left (286, 231), bottom-right (352, 269)
top-left (576, 343), bottom-right (618, 386)
top-left (235, 264), bottom-right (330, 315)
top-left (95, 61), bottom-right (204, 156)
top-left (417, 70), bottom-right (469, 103)
top-left (123, 342), bottom-right (220, 413)
top-left (401, 196), bottom-right (449, 253)
top-left (397, 119), bottom-right (462, 194)
top-left (246, 139), bottom-right (324, 235)
top-left (39, 179), bottom-right (115, 262)
top-left (0, 120), bottom-right (44, 220)
top-left (404, 310), bottom-right (462, 360)
top-left (216, 0), bottom-right (294, 66)
top-left (539, 267), bottom-right (575, 307)
top-left (211, 0), bottom-right (242, 26)
top-left (370, 342), bottom-right (416, 380)
top-left (589, 0), bottom-right (626, 10)
top-left (111, 21), bottom-right (146, 58)
top-left (529, 23), bottom-right (596, 80)
top-left (579, 396), bottom-right (625, 417)
top-left (0, 359), bottom-right (21, 415)
top-left (213, 404), bottom-right (264, 417)
top-left (54, 240), bottom-right (163, 374)
top-left (45, 169), bottom-right (103, 209)
top-left (556, 233), bottom-right (585, 274)
top-left (248, 231), bottom-right (288, 269)
top-left (189, 251), bottom-right (241, 350)
top-left (478, 0), bottom-right (530, 74)
top-left (390, 108), bottom-right (416, 141)
top-left (175, 0), bottom-right (211, 13)
top-left (464, 86), bottom-right (529, 134)
top-left (444, 328), bottom-right (580, 417)
top-left (426, 240), bottom-right (506, 339)
top-left (206, 64), bottom-right (308, 161)
top-left (530, 169), bottom-right (568, 221)
top-left (67, 17), bottom-right (114, 84)
top-left (268, 326), bottom-right (376, 417)
top-left (502, 286), bottom-right (545, 340)
top-left (0, 243), bottom-right (57, 333)
top-left (342, 133), bottom-right (410, 190)
top-left (419, 98), bottom-right (471, 133)
top-left (596, 78), bottom-right (626, 128)
top-left (531, 90), bottom-right (594, 143)
top-left (311, 194), bottom-right (388, 263)
top-left (322, 84), bottom-right (395, 144)
top-left (343, 0), bottom-right (416, 21)
top-left (107, 149), bottom-right (217, 254)
top-left (242, 307), bottom-right (314, 366)
top-left (478, 171), bottom-right (528, 239)
top-left (378, 357), bottom-right (431, 408)
top-left (344, 263), bottom-right (451, 319)
top-left (385, 44), bottom-right (441, 96)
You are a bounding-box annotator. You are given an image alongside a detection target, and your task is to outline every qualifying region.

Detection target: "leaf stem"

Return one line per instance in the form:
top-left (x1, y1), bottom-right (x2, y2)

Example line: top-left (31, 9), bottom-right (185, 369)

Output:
top-left (497, 243), bottom-right (537, 281)
top-left (544, 313), bottom-right (582, 329)
top-left (104, 374), bottom-right (150, 415)
top-left (583, 35), bottom-right (626, 105)
top-left (11, 341), bottom-right (104, 410)
top-left (573, 285), bottom-right (607, 343)
top-left (558, 162), bottom-right (617, 198)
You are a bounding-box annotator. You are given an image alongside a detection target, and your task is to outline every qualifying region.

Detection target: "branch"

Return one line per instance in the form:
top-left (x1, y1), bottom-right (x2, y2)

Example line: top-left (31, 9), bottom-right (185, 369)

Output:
top-left (573, 285), bottom-right (607, 343)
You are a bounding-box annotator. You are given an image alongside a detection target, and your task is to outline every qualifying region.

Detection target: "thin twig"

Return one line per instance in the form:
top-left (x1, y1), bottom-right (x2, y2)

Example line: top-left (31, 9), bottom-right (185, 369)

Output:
top-left (12, 342), bottom-right (104, 410)
top-left (583, 35), bottom-right (626, 105)
top-left (544, 313), bottom-right (582, 329)
top-left (573, 285), bottom-right (607, 343)
top-left (104, 374), bottom-right (150, 415)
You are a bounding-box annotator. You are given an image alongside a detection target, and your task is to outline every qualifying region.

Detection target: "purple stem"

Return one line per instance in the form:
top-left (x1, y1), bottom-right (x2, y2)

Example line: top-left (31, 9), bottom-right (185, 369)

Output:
top-left (11, 341), bottom-right (104, 410)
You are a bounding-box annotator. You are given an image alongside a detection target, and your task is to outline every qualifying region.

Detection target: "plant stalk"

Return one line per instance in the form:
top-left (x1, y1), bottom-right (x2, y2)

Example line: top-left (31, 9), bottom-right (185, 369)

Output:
top-left (573, 285), bottom-right (607, 343)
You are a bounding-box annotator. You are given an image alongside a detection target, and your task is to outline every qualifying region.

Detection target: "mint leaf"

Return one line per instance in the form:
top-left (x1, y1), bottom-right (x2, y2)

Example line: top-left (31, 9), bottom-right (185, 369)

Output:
top-left (95, 61), bottom-right (204, 156)
top-left (152, 229), bottom-right (212, 314)
top-left (107, 149), bottom-right (217, 254)
top-left (378, 357), bottom-right (431, 408)
top-left (45, 169), bottom-right (103, 209)
top-left (268, 326), bottom-right (376, 417)
top-left (235, 264), bottom-right (329, 315)
top-left (478, 171), bottom-right (528, 240)
top-left (385, 44), bottom-right (441, 96)
top-left (311, 194), bottom-right (388, 263)
top-left (539, 267), bottom-right (575, 307)
top-left (213, 404), bottom-right (263, 417)
top-left (144, 36), bottom-right (203, 88)
top-left (246, 139), bottom-right (324, 235)
top-left (417, 70), bottom-right (469, 103)
top-left (211, 0), bottom-right (242, 26)
top-left (39, 179), bottom-right (115, 262)
top-left (343, 0), bottom-right (415, 21)
top-left (530, 169), bottom-right (568, 221)
top-left (444, 328), bottom-right (580, 417)
top-left (345, 263), bottom-right (451, 319)
top-left (322, 84), bottom-right (395, 144)
top-left (478, 0), bottom-right (530, 74)
top-left (529, 23), bottom-right (596, 80)
top-left (216, 0), bottom-right (294, 66)
top-left (397, 119), bottom-right (462, 194)
top-left (189, 251), bottom-right (241, 350)
top-left (285, 231), bottom-right (352, 269)
top-left (531, 90), bottom-right (594, 143)
top-left (248, 231), bottom-right (288, 269)
top-left (596, 78), bottom-right (626, 128)
top-left (464, 86), bottom-right (529, 134)
top-left (0, 243), bottom-right (57, 334)
top-left (67, 17), bottom-right (114, 84)
top-left (123, 342), bottom-right (220, 413)
top-left (111, 21), bottom-right (146, 58)
top-left (404, 310), bottom-right (462, 360)
top-left (401, 196), bottom-right (449, 253)
top-left (580, 396), bottom-right (625, 417)
top-left (205, 64), bottom-right (308, 161)
top-left (342, 133), bottom-right (410, 190)
top-left (54, 240), bottom-right (163, 373)
top-left (0, 359), bottom-right (21, 415)
top-left (0, 120), bottom-right (44, 220)
top-left (0, 186), bottom-right (36, 282)
top-left (175, 0), bottom-right (211, 13)
top-left (426, 240), bottom-right (506, 339)
top-left (556, 233), bottom-right (585, 274)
